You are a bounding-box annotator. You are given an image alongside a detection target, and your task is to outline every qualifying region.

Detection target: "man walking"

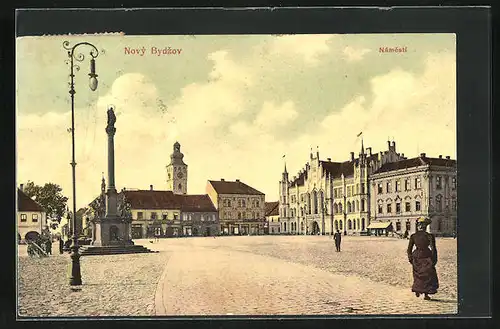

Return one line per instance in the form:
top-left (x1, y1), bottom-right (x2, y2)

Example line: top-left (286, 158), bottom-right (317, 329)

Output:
top-left (334, 229), bottom-right (342, 252)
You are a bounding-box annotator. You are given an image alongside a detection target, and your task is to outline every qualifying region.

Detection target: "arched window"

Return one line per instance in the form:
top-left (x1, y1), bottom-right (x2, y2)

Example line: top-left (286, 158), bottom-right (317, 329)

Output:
top-left (353, 220), bottom-right (356, 230)
top-left (348, 219), bottom-right (352, 230)
top-left (356, 200), bottom-right (360, 212)
top-left (339, 220), bottom-right (343, 230)
top-left (347, 202), bottom-right (352, 213)
top-left (361, 218), bottom-right (365, 231)
top-left (357, 218), bottom-right (360, 230)
top-left (283, 222), bottom-right (287, 232)
top-left (361, 199), bottom-right (365, 212)
top-left (308, 193), bottom-right (312, 214)
top-left (335, 220), bottom-right (339, 230)
top-left (300, 207), bottom-right (304, 217)
top-left (334, 204), bottom-right (338, 214)
top-left (339, 203), bottom-right (343, 213)
top-left (319, 191), bottom-right (324, 213)
top-left (238, 212), bottom-right (241, 220)
top-left (313, 191), bottom-right (318, 214)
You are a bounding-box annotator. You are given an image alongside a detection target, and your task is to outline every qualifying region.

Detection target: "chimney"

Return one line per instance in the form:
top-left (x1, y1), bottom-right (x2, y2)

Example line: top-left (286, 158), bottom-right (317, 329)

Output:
top-left (150, 184), bottom-right (153, 191)
top-left (221, 178), bottom-right (225, 182)
top-left (20, 184), bottom-right (24, 191)
top-left (446, 156), bottom-right (450, 159)
top-left (392, 141), bottom-right (396, 150)
top-left (350, 152), bottom-right (355, 161)
top-left (387, 141), bottom-right (391, 149)
top-left (439, 155), bottom-right (442, 159)
top-left (367, 147), bottom-right (372, 156)
top-left (420, 153), bottom-right (426, 158)
top-left (327, 157), bottom-right (331, 162)
top-left (236, 179), bottom-right (240, 182)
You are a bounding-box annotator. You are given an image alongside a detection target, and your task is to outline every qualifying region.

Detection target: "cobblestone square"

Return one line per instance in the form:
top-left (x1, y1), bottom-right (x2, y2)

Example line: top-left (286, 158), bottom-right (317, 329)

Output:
top-left (17, 235), bottom-right (457, 317)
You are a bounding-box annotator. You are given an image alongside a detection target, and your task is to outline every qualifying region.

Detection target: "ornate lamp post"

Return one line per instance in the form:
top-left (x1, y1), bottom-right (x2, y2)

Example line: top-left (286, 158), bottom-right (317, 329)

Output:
top-left (63, 41), bottom-right (100, 286)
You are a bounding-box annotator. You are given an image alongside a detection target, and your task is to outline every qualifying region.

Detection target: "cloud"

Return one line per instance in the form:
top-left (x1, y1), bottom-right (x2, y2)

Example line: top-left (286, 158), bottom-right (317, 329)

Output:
top-left (342, 46), bottom-right (371, 62)
top-left (16, 36), bottom-right (455, 207)
top-left (269, 34), bottom-right (334, 65)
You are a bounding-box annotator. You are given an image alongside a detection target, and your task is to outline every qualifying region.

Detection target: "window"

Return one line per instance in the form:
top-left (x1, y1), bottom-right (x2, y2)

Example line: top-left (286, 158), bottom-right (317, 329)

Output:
top-left (163, 214), bottom-right (168, 220)
top-left (361, 200), bottom-right (365, 212)
top-left (137, 212), bottom-right (143, 220)
top-left (338, 203), bottom-right (343, 213)
top-left (452, 177), bottom-right (457, 190)
top-left (396, 181), bottom-right (401, 192)
top-left (452, 200), bottom-right (457, 211)
top-left (256, 201), bottom-right (260, 207)
top-left (378, 204), bottom-right (383, 214)
top-left (238, 212), bottom-right (241, 220)
top-left (347, 202), bottom-right (352, 213)
top-left (242, 199), bottom-right (246, 207)
top-left (396, 222), bottom-right (402, 231)
top-left (436, 176), bottom-right (442, 189)
top-left (386, 182), bottom-right (392, 193)
top-left (406, 221), bottom-right (411, 231)
top-left (396, 203), bottom-right (401, 214)
top-left (436, 197), bottom-right (443, 212)
top-left (32, 214), bottom-right (38, 222)
top-left (347, 187), bottom-right (351, 197)
top-left (334, 189), bottom-right (338, 198)
top-left (356, 184), bottom-right (359, 195)
top-left (227, 200), bottom-right (231, 207)
top-left (20, 214), bottom-right (27, 222)
top-left (361, 183), bottom-right (365, 194)
top-left (238, 199), bottom-right (242, 207)
top-left (405, 179), bottom-right (411, 191)
top-left (437, 219), bottom-right (442, 231)
top-left (378, 183), bottom-right (383, 194)
top-left (415, 177), bottom-right (421, 189)
top-left (178, 183), bottom-right (182, 190)
top-left (353, 220), bottom-right (356, 230)
top-left (415, 201), bottom-right (421, 211)
top-left (174, 214), bottom-right (178, 220)
top-left (348, 220), bottom-right (352, 230)
top-left (405, 202), bottom-right (411, 212)
top-left (151, 212), bottom-right (157, 220)
top-left (387, 203), bottom-right (392, 213)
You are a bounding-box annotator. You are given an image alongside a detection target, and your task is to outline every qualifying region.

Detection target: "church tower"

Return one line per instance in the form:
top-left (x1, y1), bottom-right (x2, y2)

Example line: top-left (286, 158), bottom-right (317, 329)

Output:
top-left (166, 141), bottom-right (188, 195)
top-left (279, 162), bottom-right (290, 220)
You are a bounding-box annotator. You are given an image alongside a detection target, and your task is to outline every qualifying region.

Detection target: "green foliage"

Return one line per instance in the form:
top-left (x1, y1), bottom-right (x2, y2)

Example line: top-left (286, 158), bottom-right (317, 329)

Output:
top-left (23, 181), bottom-right (69, 223)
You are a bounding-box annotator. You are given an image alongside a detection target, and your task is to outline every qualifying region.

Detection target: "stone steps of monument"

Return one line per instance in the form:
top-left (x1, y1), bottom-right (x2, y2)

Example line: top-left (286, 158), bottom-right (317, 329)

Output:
top-left (79, 245), bottom-right (156, 256)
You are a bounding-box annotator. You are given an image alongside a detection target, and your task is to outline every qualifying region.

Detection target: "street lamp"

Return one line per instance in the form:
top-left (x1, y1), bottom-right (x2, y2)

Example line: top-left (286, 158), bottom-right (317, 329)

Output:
top-left (63, 41), bottom-right (100, 286)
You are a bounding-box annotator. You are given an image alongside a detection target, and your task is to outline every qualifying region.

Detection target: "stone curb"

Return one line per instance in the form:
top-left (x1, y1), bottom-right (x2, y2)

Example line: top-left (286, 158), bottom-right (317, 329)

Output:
top-left (154, 253), bottom-right (171, 316)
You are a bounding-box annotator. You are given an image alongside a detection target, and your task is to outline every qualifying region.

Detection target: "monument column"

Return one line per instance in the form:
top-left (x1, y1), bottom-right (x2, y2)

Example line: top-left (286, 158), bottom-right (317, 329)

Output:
top-left (105, 108), bottom-right (118, 219)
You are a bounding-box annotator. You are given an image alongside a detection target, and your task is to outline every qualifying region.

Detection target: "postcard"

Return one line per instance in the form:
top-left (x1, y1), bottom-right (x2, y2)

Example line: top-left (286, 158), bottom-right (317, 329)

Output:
top-left (16, 31), bottom-right (457, 317)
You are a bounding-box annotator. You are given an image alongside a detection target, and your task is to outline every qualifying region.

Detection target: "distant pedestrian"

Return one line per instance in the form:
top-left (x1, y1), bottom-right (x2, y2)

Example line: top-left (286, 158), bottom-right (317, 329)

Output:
top-left (59, 237), bottom-right (64, 254)
top-left (334, 229), bottom-right (342, 252)
top-left (45, 238), bottom-right (52, 255)
top-left (407, 217), bottom-right (439, 301)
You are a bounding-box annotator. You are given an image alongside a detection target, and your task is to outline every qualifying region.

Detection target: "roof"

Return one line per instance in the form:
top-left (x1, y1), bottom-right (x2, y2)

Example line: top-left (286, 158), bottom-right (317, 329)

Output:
top-left (320, 160), bottom-right (354, 178)
top-left (121, 190), bottom-right (216, 212)
top-left (265, 201), bottom-right (279, 216)
top-left (290, 170), bottom-right (307, 187)
top-left (177, 194), bottom-right (217, 212)
top-left (367, 222), bottom-right (392, 229)
top-left (208, 180), bottom-right (264, 195)
top-left (17, 189), bottom-right (45, 212)
top-left (122, 190), bottom-right (181, 210)
top-left (373, 156), bottom-right (456, 174)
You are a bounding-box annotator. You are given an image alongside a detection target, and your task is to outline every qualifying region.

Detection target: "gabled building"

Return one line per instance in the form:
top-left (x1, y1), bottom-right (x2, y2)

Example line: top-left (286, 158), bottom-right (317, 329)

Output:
top-left (265, 201), bottom-right (280, 234)
top-left (280, 141), bottom-right (404, 235)
top-left (206, 179), bottom-right (266, 235)
top-left (17, 185), bottom-right (47, 242)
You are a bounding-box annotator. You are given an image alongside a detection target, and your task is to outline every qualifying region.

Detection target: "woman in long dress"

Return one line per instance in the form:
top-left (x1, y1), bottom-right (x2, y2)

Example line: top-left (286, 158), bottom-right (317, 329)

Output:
top-left (407, 217), bottom-right (439, 300)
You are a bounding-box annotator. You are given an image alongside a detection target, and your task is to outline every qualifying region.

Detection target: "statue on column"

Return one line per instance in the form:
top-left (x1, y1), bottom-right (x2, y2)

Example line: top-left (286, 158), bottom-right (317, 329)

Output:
top-left (107, 106), bottom-right (116, 131)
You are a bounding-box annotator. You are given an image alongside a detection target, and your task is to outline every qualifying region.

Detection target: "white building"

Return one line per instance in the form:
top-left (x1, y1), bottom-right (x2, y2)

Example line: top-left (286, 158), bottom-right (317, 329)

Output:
top-left (369, 153), bottom-right (457, 236)
top-left (279, 140), bottom-right (456, 236)
top-left (265, 201), bottom-right (280, 234)
top-left (17, 186), bottom-right (47, 242)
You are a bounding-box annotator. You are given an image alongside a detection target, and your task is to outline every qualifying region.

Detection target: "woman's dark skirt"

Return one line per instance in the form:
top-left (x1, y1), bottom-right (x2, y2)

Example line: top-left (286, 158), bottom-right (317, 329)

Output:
top-left (411, 249), bottom-right (439, 294)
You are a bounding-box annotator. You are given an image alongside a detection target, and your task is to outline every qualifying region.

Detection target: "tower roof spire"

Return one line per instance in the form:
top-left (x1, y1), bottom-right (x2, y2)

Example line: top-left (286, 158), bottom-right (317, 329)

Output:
top-left (361, 137), bottom-right (365, 155)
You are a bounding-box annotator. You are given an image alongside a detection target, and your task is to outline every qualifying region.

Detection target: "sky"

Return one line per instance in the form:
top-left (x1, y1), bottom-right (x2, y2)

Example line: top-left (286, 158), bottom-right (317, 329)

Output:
top-left (16, 33), bottom-right (456, 209)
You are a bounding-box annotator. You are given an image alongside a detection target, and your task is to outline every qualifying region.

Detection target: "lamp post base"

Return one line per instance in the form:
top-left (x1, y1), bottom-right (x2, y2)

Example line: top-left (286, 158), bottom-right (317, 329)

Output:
top-left (69, 242), bottom-right (82, 286)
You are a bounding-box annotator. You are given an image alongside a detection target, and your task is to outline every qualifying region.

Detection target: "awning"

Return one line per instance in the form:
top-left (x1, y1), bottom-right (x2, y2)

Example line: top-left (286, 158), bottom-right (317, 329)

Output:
top-left (367, 222), bottom-right (392, 229)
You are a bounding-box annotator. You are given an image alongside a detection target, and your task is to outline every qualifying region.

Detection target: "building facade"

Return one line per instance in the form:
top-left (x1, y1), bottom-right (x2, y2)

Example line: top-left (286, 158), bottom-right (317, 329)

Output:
top-left (166, 142), bottom-right (188, 195)
top-left (265, 201), bottom-right (280, 234)
top-left (279, 141), bottom-right (457, 236)
top-left (369, 153), bottom-right (457, 236)
top-left (17, 186), bottom-right (47, 242)
top-left (207, 179), bottom-right (266, 235)
top-left (122, 188), bottom-right (219, 238)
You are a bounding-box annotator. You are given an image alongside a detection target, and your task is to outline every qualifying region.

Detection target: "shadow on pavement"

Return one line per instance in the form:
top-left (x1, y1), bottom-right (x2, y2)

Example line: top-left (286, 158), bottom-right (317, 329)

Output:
top-left (429, 298), bottom-right (457, 304)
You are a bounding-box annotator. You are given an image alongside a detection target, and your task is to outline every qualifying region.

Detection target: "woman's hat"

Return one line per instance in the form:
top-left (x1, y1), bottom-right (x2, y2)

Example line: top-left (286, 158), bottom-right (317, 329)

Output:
top-left (417, 216), bottom-right (431, 224)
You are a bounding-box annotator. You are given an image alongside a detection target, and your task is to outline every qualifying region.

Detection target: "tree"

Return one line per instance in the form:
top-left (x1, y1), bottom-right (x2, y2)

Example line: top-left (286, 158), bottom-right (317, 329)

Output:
top-left (23, 181), bottom-right (69, 223)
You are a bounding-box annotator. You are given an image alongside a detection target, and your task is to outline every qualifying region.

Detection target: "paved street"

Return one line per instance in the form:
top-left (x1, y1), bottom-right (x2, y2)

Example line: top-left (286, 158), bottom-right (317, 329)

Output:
top-left (17, 236), bottom-right (457, 317)
top-left (152, 235), bottom-right (457, 316)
